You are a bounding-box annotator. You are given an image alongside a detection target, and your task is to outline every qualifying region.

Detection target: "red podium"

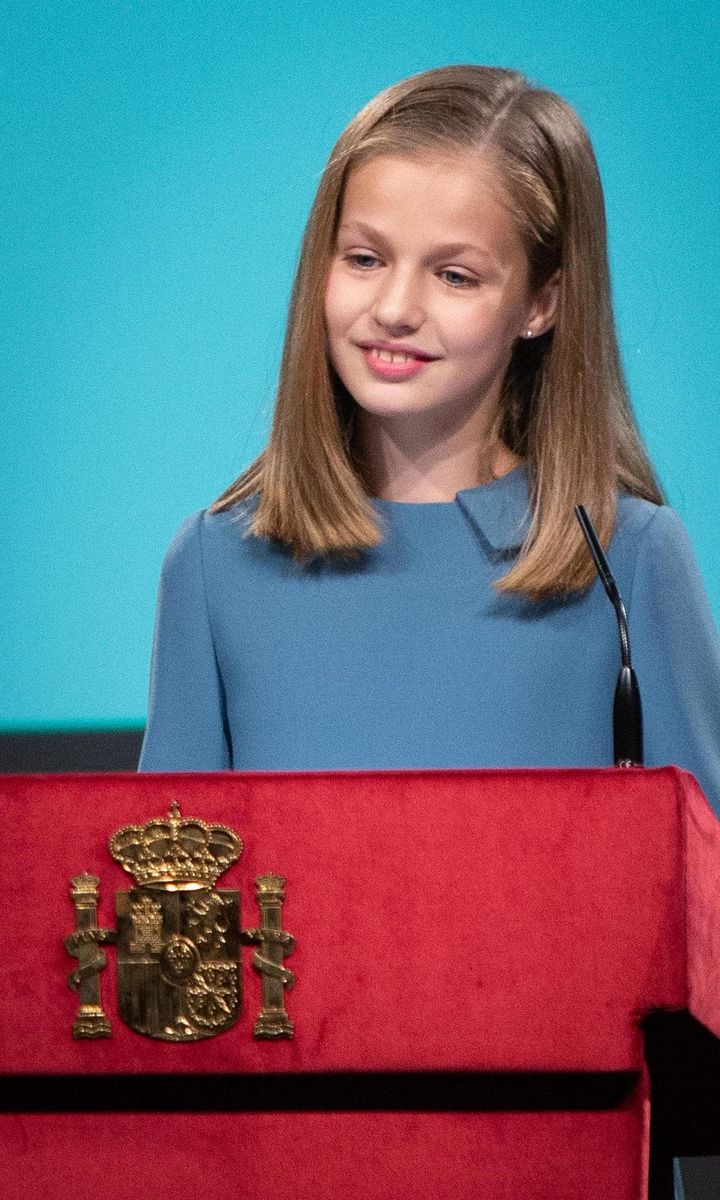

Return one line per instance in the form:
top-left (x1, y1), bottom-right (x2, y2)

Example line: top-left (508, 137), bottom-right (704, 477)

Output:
top-left (2, 767), bottom-right (720, 1199)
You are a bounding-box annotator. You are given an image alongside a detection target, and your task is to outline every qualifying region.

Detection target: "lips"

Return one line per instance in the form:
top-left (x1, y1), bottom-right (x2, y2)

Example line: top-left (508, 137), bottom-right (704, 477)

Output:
top-left (357, 340), bottom-right (438, 362)
top-left (368, 347), bottom-right (419, 364)
top-left (359, 345), bottom-right (435, 380)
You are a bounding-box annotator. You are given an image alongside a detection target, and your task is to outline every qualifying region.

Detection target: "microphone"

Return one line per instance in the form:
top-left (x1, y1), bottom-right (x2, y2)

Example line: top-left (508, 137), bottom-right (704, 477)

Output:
top-left (574, 505), bottom-right (644, 768)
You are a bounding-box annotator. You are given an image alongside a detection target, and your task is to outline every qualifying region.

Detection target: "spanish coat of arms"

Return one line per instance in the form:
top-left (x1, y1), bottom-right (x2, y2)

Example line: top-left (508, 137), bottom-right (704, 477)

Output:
top-left (65, 803), bottom-right (295, 1042)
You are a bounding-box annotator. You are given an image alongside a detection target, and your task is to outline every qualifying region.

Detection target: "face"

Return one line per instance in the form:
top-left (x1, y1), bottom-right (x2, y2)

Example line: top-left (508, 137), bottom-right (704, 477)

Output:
top-left (324, 152), bottom-right (556, 433)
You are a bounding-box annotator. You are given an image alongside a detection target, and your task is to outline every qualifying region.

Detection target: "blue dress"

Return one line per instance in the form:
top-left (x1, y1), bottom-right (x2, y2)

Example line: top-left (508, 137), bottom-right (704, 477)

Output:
top-left (139, 466), bottom-right (720, 816)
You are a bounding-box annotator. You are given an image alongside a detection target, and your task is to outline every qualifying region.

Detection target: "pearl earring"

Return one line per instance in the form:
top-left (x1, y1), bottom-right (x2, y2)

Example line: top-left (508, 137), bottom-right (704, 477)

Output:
top-left (524, 329), bottom-right (534, 339)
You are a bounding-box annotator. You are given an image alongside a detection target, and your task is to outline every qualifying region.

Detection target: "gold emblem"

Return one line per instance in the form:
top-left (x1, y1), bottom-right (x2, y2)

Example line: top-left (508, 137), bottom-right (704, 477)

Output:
top-left (65, 804), bottom-right (295, 1042)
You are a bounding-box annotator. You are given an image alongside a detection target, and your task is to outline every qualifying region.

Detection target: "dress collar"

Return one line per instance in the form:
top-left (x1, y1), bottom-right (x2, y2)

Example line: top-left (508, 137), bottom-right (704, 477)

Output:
top-left (455, 465), bottom-right (531, 552)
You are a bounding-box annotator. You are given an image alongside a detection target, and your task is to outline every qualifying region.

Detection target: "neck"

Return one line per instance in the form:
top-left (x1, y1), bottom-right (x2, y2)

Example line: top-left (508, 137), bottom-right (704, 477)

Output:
top-left (356, 403), bottom-right (521, 502)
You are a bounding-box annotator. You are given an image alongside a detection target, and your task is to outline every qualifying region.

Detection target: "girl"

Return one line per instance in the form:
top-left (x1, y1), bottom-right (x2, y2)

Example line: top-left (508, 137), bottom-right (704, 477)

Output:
top-left (138, 65), bottom-right (720, 820)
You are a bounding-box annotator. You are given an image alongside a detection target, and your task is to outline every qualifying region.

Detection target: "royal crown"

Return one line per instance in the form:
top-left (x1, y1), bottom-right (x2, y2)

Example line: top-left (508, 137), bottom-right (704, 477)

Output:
top-left (109, 802), bottom-right (242, 888)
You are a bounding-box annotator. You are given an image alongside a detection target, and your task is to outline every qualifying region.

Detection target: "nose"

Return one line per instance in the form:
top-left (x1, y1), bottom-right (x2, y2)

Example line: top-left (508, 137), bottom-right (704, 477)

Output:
top-left (370, 267), bottom-right (424, 333)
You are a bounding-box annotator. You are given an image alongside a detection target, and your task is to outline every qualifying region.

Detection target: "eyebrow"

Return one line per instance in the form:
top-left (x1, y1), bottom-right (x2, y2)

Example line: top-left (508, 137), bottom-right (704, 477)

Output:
top-left (338, 220), bottom-right (493, 262)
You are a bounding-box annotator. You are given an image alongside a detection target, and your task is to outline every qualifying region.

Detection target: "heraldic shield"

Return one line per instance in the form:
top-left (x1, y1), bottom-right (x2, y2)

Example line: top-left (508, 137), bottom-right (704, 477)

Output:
top-left (115, 884), bottom-right (240, 1041)
top-left (112, 804), bottom-right (241, 1041)
top-left (65, 802), bottom-right (295, 1043)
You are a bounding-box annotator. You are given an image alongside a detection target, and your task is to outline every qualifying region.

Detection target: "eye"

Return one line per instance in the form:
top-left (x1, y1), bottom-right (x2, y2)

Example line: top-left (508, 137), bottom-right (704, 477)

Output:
top-left (440, 269), bottom-right (478, 289)
top-left (343, 253), bottom-right (381, 270)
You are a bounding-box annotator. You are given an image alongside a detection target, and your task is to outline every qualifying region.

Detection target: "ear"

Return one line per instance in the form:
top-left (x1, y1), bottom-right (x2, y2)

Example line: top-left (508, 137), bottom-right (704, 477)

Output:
top-left (521, 269), bottom-right (561, 339)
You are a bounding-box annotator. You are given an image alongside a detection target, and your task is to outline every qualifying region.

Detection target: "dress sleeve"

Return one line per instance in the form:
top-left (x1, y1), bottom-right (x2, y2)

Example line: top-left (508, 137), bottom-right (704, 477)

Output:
top-left (628, 506), bottom-right (720, 814)
top-left (138, 511), bottom-right (231, 771)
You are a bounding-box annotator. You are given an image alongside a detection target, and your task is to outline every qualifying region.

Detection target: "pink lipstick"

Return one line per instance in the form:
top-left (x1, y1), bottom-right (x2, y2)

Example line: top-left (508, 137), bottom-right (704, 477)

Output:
top-left (360, 347), bottom-right (435, 380)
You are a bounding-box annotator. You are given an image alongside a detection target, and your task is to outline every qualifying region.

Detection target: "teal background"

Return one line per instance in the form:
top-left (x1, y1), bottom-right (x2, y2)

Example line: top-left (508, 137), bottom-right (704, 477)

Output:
top-left (3, 0), bottom-right (718, 731)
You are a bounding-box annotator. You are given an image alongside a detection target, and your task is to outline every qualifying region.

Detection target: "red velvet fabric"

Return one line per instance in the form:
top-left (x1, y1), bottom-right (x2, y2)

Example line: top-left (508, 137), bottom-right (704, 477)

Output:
top-left (3, 768), bottom-right (719, 1199)
top-left (2, 768), bottom-right (717, 1075)
top-left (684, 772), bottom-right (720, 1031)
top-left (0, 1082), bottom-right (648, 1200)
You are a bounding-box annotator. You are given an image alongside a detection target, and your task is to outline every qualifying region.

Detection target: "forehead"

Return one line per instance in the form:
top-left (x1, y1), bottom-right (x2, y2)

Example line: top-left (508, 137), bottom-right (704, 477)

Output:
top-left (339, 152), bottom-right (521, 260)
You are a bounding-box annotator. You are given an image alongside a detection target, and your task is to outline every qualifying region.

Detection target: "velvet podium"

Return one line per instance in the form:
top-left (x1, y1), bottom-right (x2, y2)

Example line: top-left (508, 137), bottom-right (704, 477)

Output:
top-left (2, 767), bottom-right (720, 1199)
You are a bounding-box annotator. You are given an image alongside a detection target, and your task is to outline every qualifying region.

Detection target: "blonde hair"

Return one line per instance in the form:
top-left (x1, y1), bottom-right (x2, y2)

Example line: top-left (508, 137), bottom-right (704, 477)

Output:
top-left (212, 65), bottom-right (663, 597)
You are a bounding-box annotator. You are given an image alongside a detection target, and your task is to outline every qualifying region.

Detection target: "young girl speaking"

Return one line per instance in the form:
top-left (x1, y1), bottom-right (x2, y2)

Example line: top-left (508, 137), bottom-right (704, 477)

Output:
top-left (139, 65), bottom-right (720, 815)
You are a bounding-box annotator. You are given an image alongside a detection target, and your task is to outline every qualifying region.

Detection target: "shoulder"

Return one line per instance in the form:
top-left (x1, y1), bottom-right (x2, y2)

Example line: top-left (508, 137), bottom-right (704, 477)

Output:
top-left (613, 494), bottom-right (694, 565)
top-left (612, 495), bottom-right (711, 625)
top-left (162, 499), bottom-right (259, 565)
top-left (161, 509), bottom-right (203, 568)
top-left (159, 496), bottom-right (291, 600)
top-left (612, 492), bottom-right (681, 540)
top-left (608, 495), bottom-right (710, 621)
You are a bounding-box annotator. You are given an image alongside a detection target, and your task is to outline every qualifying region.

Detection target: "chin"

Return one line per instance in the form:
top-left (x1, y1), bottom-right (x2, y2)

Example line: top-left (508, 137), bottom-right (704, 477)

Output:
top-left (351, 391), bottom-right (435, 418)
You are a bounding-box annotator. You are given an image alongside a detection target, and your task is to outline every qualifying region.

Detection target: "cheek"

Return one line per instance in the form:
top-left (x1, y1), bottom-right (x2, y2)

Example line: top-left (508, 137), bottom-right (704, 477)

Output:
top-left (445, 294), bottom-right (525, 355)
top-left (324, 269), bottom-right (360, 336)
top-left (438, 306), bottom-right (495, 355)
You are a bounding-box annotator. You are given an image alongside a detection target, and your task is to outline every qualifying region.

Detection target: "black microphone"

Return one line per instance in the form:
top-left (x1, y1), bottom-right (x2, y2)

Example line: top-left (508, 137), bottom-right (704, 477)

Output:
top-left (574, 505), bottom-right (643, 768)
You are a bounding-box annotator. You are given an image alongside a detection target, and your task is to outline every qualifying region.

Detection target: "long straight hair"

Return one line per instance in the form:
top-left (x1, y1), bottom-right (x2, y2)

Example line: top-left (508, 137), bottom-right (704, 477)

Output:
top-left (212, 65), bottom-right (663, 597)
